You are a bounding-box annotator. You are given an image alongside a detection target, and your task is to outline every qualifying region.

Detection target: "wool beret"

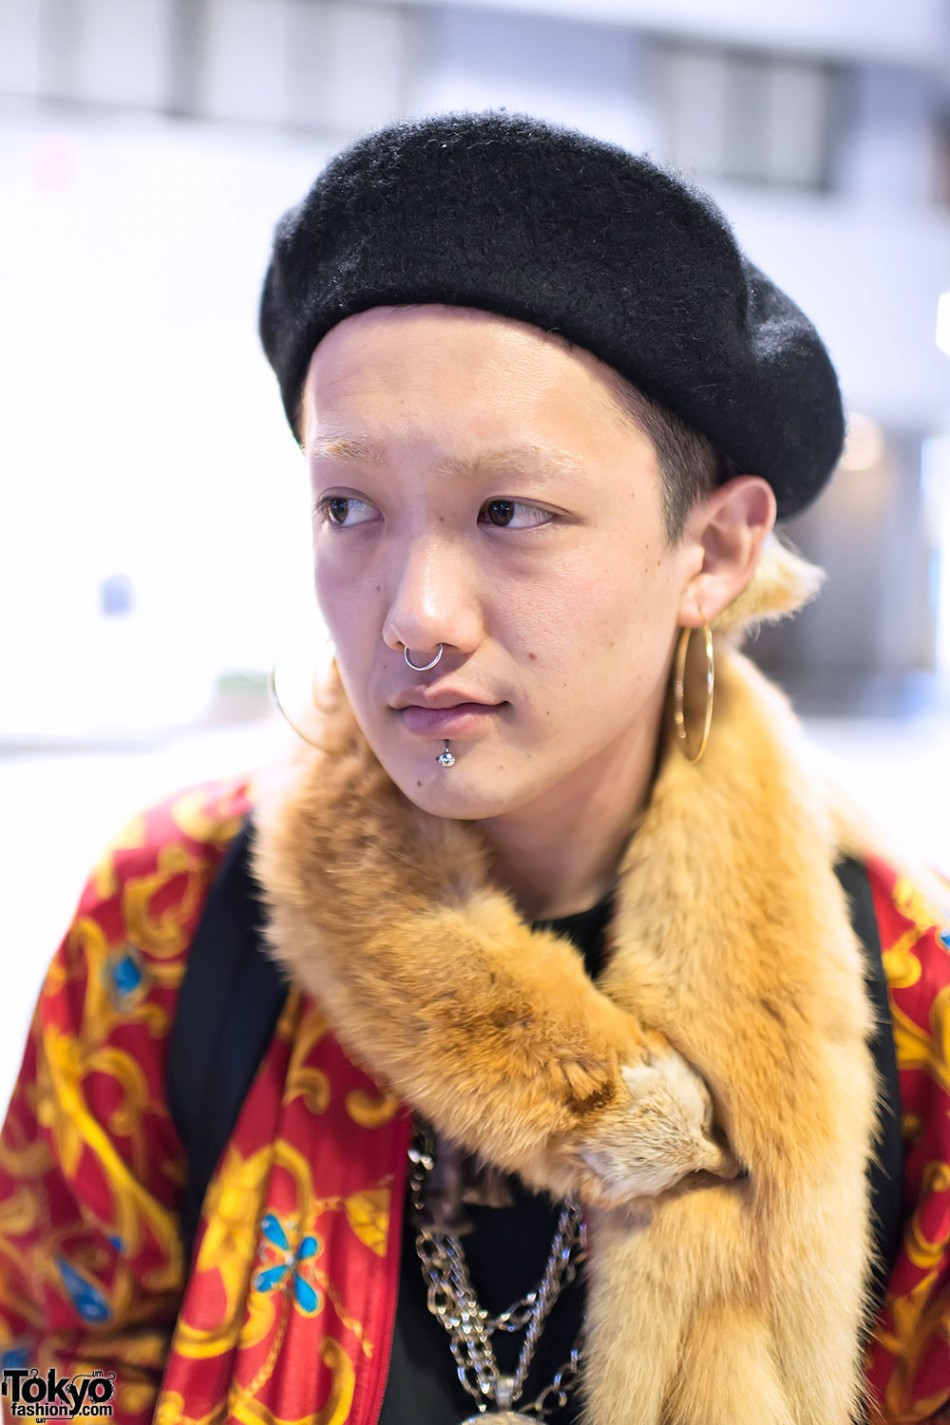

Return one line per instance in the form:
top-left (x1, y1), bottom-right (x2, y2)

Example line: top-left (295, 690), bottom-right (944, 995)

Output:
top-left (259, 111), bottom-right (844, 519)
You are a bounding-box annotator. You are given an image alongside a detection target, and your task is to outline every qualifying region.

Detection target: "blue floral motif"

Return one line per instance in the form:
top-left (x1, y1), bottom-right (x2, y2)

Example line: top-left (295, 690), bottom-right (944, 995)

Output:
top-left (102, 944), bottom-right (147, 1010)
top-left (253, 1213), bottom-right (322, 1315)
top-left (1, 1344), bottom-right (30, 1372)
top-left (55, 1256), bottom-right (111, 1323)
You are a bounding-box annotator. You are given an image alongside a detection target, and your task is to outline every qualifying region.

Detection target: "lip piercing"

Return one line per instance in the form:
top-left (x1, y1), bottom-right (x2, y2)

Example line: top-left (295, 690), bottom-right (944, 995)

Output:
top-left (405, 644), bottom-right (444, 672)
top-left (437, 740), bottom-right (455, 768)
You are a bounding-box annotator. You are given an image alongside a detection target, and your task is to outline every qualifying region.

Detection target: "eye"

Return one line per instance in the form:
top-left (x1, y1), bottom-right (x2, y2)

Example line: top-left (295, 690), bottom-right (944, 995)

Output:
top-left (316, 495), bottom-right (378, 527)
top-left (480, 499), bottom-right (554, 530)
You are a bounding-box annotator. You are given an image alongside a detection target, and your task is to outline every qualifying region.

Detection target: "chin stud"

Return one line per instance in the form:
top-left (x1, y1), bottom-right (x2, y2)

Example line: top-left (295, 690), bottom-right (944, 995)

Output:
top-left (437, 739), bottom-right (456, 768)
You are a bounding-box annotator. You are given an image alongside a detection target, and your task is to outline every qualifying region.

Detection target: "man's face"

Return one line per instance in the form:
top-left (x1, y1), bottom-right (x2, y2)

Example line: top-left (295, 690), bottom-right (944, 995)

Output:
top-left (303, 305), bottom-right (704, 821)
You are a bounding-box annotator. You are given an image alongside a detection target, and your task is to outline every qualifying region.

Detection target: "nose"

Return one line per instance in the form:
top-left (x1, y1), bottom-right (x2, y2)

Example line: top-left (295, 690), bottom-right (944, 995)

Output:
top-left (382, 534), bottom-right (482, 661)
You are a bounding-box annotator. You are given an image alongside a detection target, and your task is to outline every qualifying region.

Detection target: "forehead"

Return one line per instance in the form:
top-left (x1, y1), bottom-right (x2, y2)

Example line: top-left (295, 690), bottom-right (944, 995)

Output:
top-left (307, 304), bottom-right (585, 398)
top-left (300, 304), bottom-right (651, 462)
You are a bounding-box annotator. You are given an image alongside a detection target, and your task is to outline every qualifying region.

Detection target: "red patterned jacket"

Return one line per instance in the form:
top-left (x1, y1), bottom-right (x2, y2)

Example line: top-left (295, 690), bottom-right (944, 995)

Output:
top-left (0, 776), bottom-right (948, 1424)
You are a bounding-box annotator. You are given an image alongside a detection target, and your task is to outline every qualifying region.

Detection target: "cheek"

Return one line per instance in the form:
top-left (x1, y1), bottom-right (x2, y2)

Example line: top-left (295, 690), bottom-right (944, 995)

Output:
top-left (508, 549), bottom-right (675, 664)
top-left (506, 567), bottom-right (680, 741)
top-left (313, 554), bottom-right (337, 620)
top-left (313, 562), bottom-right (381, 688)
top-left (314, 553), bottom-right (373, 636)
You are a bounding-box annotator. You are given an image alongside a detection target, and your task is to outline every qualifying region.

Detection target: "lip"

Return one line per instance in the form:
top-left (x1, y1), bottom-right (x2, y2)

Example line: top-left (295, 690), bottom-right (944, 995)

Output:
top-left (395, 702), bottom-right (505, 737)
top-left (391, 687), bottom-right (496, 711)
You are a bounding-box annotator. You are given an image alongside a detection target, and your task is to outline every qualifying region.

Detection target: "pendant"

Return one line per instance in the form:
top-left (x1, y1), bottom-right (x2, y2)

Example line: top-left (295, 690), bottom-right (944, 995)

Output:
top-left (460, 1415), bottom-right (536, 1423)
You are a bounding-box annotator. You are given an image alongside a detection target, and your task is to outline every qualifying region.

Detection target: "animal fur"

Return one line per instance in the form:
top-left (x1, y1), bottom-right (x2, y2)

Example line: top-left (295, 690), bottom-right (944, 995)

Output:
top-left (253, 535), bottom-right (878, 1424)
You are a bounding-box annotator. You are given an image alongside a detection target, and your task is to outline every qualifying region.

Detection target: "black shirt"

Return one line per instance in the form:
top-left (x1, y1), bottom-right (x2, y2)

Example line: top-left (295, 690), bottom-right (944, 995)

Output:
top-left (379, 896), bottom-right (613, 1425)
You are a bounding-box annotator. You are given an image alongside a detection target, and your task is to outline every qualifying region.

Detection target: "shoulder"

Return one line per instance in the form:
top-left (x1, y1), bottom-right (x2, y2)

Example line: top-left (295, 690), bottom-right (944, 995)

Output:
top-left (0, 774), bottom-right (257, 1376)
top-left (862, 852), bottom-right (950, 1153)
top-left (81, 774), bottom-right (254, 915)
top-left (49, 773), bottom-right (256, 1029)
top-left (862, 856), bottom-right (950, 1416)
top-left (863, 852), bottom-right (950, 1018)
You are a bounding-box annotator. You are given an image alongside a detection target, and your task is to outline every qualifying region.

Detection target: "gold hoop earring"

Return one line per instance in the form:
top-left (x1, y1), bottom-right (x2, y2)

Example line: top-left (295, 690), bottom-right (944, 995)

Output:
top-left (673, 623), bottom-right (714, 765)
top-left (269, 663), bottom-right (323, 750)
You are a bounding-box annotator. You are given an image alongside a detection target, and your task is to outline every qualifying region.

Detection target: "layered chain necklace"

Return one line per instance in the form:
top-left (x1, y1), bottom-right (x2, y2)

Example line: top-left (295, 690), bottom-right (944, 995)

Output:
top-left (409, 1126), bottom-right (586, 1423)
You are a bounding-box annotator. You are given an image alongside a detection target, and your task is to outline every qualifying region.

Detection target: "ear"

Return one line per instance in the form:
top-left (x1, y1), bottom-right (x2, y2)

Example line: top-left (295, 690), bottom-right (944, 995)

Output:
top-left (676, 475), bottom-right (776, 628)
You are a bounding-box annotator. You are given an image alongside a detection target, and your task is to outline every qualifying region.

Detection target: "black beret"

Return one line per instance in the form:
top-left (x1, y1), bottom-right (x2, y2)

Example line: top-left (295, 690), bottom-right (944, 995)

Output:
top-left (259, 111), bottom-right (844, 519)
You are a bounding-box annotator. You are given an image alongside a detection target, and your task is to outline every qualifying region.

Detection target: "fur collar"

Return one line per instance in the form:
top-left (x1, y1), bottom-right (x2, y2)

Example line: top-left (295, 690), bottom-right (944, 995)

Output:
top-left (253, 537), bottom-right (878, 1424)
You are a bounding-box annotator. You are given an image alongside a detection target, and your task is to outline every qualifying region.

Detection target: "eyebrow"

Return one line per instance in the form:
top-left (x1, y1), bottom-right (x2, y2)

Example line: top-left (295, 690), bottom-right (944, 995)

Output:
top-left (310, 436), bottom-right (384, 465)
top-left (308, 435), bottom-right (581, 481)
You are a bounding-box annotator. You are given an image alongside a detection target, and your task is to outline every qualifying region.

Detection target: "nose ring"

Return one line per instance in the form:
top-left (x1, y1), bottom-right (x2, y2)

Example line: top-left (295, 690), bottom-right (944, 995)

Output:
top-left (404, 644), bottom-right (444, 672)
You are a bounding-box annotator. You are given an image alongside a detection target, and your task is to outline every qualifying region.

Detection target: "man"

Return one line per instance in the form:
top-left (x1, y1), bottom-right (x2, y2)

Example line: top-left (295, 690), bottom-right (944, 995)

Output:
top-left (1, 112), bottom-right (948, 1424)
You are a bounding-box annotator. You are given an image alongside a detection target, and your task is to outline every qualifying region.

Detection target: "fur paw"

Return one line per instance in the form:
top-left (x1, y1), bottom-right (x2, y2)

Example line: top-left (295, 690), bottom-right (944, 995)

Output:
top-left (567, 1048), bottom-right (740, 1206)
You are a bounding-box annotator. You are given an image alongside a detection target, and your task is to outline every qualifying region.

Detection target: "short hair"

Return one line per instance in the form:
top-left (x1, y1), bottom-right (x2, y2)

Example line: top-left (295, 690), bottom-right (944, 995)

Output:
top-left (605, 374), bottom-right (723, 546)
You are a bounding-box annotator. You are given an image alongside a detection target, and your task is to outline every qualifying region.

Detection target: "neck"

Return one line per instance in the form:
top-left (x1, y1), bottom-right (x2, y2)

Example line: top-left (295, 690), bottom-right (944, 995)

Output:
top-left (479, 709), bottom-right (666, 922)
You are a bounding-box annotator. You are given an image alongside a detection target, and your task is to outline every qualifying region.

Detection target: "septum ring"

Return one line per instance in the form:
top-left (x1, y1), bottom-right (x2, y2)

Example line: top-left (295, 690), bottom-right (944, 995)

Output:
top-left (404, 644), bottom-right (444, 672)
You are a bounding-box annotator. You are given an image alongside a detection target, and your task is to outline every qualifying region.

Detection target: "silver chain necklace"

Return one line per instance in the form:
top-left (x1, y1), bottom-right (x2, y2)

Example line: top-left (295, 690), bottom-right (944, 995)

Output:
top-left (409, 1126), bottom-right (585, 1423)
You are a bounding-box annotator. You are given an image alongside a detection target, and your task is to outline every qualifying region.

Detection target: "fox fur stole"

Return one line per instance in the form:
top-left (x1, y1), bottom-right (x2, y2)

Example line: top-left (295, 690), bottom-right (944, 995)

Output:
top-left (253, 539), bottom-right (878, 1425)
